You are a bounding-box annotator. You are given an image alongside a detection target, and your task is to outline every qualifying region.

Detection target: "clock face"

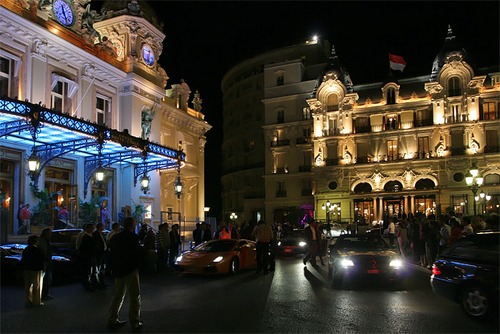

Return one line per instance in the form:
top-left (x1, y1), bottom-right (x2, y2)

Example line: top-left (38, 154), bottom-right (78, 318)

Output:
top-left (141, 44), bottom-right (155, 66)
top-left (53, 0), bottom-right (74, 26)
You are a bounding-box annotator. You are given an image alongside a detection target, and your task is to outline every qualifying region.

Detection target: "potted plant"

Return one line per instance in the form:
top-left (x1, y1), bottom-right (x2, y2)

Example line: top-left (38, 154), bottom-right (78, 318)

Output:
top-left (78, 194), bottom-right (104, 227)
top-left (31, 188), bottom-right (59, 230)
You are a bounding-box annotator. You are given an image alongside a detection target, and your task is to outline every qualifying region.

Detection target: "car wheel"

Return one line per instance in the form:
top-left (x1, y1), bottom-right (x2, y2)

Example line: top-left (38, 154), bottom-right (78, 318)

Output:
top-left (461, 285), bottom-right (491, 319)
top-left (228, 257), bottom-right (239, 275)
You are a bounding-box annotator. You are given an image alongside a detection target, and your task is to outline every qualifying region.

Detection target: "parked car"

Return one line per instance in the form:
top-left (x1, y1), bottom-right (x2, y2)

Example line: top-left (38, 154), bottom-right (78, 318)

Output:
top-left (175, 239), bottom-right (257, 275)
top-left (327, 234), bottom-right (406, 289)
top-left (276, 229), bottom-right (308, 256)
top-left (50, 228), bottom-right (83, 259)
top-left (430, 230), bottom-right (499, 320)
top-left (0, 243), bottom-right (76, 285)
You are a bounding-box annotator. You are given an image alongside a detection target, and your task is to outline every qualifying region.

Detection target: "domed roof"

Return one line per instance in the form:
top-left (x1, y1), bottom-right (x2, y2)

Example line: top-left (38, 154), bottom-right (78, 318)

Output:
top-left (311, 45), bottom-right (354, 98)
top-left (430, 25), bottom-right (474, 81)
top-left (100, 0), bottom-right (163, 30)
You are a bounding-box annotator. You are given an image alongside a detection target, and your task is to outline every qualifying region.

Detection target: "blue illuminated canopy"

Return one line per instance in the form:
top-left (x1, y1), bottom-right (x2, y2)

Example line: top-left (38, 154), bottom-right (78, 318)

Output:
top-left (0, 97), bottom-right (185, 196)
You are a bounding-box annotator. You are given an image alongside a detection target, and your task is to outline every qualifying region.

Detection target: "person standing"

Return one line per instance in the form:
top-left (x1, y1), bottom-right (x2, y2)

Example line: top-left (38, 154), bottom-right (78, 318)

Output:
top-left (155, 223), bottom-right (170, 272)
top-left (107, 216), bottom-right (142, 330)
top-left (19, 203), bottom-right (31, 234)
top-left (20, 235), bottom-right (45, 307)
top-left (192, 223), bottom-right (203, 246)
top-left (169, 224), bottom-right (181, 265)
top-left (57, 205), bottom-right (70, 229)
top-left (77, 223), bottom-right (97, 291)
top-left (395, 221), bottom-right (409, 258)
top-left (38, 228), bottom-right (53, 301)
top-left (92, 222), bottom-right (108, 289)
top-left (387, 217), bottom-right (396, 247)
top-left (438, 215), bottom-right (452, 256)
top-left (251, 219), bottom-right (273, 274)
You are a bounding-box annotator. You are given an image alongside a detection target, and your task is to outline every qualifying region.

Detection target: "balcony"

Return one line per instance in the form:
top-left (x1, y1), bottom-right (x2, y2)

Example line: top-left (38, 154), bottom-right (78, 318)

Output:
top-left (270, 139), bottom-right (290, 147)
top-left (450, 147), bottom-right (466, 156)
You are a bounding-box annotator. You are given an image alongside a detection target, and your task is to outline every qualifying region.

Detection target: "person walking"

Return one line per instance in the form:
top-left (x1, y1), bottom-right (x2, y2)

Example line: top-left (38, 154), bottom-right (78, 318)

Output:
top-left (251, 219), bottom-right (273, 274)
top-left (21, 235), bottom-right (45, 307)
top-left (193, 223), bottom-right (203, 246)
top-left (303, 220), bottom-right (321, 266)
top-left (77, 223), bottom-right (97, 291)
top-left (155, 223), bottom-right (171, 272)
top-left (38, 228), bottom-right (54, 301)
top-left (107, 216), bottom-right (142, 330)
top-left (395, 221), bottom-right (409, 258)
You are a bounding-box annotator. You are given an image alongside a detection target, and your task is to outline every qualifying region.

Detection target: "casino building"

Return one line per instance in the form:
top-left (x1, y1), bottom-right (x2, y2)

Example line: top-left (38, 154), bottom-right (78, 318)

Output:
top-left (223, 30), bottom-right (499, 228)
top-left (0, 0), bottom-right (211, 243)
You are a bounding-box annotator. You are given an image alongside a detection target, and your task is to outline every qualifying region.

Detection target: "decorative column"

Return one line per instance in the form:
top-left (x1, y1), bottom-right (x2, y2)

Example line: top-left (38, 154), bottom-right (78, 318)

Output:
top-left (404, 195), bottom-right (409, 215)
top-left (410, 195), bottom-right (415, 216)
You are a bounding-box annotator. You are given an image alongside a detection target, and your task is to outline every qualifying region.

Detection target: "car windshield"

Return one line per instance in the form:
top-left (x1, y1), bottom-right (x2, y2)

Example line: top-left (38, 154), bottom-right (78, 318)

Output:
top-left (337, 235), bottom-right (388, 250)
top-left (194, 240), bottom-right (237, 252)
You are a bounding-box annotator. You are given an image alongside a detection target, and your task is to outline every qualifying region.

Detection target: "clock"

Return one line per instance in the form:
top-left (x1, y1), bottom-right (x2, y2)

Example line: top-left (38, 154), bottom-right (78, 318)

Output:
top-left (53, 0), bottom-right (74, 27)
top-left (141, 44), bottom-right (155, 66)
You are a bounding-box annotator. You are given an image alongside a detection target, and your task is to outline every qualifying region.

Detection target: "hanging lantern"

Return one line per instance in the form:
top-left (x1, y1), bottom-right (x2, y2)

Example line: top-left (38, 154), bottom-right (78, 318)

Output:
top-left (140, 174), bottom-right (150, 194)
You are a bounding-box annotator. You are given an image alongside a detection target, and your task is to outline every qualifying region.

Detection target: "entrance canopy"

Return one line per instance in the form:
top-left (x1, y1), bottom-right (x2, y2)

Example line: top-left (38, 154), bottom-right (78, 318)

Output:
top-left (0, 97), bottom-right (185, 196)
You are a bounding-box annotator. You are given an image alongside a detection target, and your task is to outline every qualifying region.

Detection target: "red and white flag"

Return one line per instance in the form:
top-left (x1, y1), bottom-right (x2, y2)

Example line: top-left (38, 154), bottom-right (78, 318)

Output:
top-left (389, 54), bottom-right (407, 72)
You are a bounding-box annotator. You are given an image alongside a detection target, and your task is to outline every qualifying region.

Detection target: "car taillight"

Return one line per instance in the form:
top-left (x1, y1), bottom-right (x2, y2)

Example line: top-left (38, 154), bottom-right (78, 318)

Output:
top-left (431, 264), bottom-right (441, 275)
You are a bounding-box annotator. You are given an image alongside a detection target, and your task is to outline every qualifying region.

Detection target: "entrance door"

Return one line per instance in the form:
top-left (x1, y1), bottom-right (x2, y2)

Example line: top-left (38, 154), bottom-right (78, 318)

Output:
top-left (383, 198), bottom-right (404, 218)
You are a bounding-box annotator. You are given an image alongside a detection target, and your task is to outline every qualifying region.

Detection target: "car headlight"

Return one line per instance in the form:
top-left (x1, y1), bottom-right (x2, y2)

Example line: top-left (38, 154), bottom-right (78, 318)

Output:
top-left (389, 259), bottom-right (403, 269)
top-left (213, 256), bottom-right (224, 263)
top-left (175, 255), bottom-right (183, 262)
top-left (277, 241), bottom-right (282, 246)
top-left (340, 259), bottom-right (354, 267)
top-left (299, 241), bottom-right (307, 247)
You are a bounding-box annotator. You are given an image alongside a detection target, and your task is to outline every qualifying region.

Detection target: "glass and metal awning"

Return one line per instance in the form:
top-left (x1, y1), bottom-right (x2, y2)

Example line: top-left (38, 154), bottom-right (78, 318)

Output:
top-left (0, 97), bottom-right (185, 196)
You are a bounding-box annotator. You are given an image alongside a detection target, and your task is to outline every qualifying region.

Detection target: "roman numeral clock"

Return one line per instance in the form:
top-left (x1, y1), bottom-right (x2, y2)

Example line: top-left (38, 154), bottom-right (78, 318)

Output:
top-left (52, 0), bottom-right (75, 27)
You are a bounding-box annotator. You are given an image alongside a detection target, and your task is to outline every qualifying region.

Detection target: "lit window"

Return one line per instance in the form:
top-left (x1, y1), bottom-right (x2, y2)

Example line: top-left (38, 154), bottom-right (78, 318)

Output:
top-left (51, 75), bottom-right (77, 114)
top-left (448, 77), bottom-right (462, 97)
top-left (483, 101), bottom-right (498, 120)
top-left (0, 56), bottom-right (12, 97)
top-left (387, 140), bottom-right (398, 161)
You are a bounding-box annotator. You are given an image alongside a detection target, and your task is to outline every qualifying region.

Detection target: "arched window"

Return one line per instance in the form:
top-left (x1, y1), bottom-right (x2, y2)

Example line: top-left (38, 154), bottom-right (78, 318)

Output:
top-left (327, 94), bottom-right (339, 111)
top-left (415, 178), bottom-right (436, 190)
top-left (354, 182), bottom-right (372, 194)
top-left (384, 180), bottom-right (403, 192)
top-left (448, 77), bottom-right (462, 97)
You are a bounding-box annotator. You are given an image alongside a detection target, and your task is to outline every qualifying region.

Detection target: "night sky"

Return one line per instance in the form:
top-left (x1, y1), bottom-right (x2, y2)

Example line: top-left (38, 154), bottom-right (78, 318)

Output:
top-left (97, 1), bottom-right (500, 220)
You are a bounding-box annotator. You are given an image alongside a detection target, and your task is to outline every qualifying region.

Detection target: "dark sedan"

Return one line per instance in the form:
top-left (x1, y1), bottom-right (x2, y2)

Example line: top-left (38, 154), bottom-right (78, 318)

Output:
top-left (327, 234), bottom-right (406, 289)
top-left (276, 229), bottom-right (308, 256)
top-left (430, 230), bottom-right (499, 320)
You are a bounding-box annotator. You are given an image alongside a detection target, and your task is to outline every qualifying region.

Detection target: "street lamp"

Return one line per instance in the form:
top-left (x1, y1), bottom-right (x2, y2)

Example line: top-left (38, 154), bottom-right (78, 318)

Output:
top-left (140, 174), bottom-right (150, 194)
top-left (476, 190), bottom-right (491, 215)
top-left (230, 212), bottom-right (238, 222)
top-left (465, 162), bottom-right (483, 220)
top-left (321, 200), bottom-right (334, 225)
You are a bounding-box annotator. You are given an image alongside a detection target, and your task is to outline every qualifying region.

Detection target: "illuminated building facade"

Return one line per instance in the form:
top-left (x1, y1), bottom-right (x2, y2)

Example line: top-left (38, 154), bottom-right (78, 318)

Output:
top-left (0, 0), bottom-right (211, 242)
top-left (223, 29), bottom-right (499, 227)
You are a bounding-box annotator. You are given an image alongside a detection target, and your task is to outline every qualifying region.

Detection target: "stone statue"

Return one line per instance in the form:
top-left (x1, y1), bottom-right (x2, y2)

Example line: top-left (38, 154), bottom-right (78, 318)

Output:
top-left (192, 90), bottom-right (202, 112)
top-left (141, 106), bottom-right (156, 140)
top-left (81, 3), bottom-right (102, 44)
top-left (178, 79), bottom-right (191, 111)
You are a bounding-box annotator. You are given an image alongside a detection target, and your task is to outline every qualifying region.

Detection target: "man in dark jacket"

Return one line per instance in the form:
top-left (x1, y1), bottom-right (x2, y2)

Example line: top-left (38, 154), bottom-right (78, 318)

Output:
top-left (21, 235), bottom-right (44, 307)
top-left (107, 217), bottom-right (142, 330)
top-left (303, 220), bottom-right (321, 266)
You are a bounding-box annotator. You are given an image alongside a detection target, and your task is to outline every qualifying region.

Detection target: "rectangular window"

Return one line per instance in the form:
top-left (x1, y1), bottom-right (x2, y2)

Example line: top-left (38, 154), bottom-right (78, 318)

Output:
top-left (451, 103), bottom-right (461, 122)
top-left (485, 130), bottom-right (499, 153)
top-left (418, 137), bottom-right (430, 158)
top-left (387, 140), bottom-right (398, 161)
top-left (0, 56), bottom-right (11, 97)
top-left (450, 195), bottom-right (467, 215)
top-left (96, 95), bottom-right (111, 126)
top-left (483, 101), bottom-right (498, 120)
top-left (277, 110), bottom-right (284, 123)
top-left (301, 178), bottom-right (312, 196)
top-left (276, 74), bottom-right (284, 86)
top-left (356, 142), bottom-right (368, 163)
top-left (51, 80), bottom-right (69, 113)
top-left (276, 181), bottom-right (286, 197)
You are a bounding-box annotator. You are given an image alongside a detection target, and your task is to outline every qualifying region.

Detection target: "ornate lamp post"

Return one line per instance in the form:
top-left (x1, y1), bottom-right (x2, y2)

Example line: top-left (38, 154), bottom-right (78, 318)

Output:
top-left (229, 212), bottom-right (238, 223)
top-left (465, 162), bottom-right (483, 221)
top-left (321, 200), bottom-right (333, 225)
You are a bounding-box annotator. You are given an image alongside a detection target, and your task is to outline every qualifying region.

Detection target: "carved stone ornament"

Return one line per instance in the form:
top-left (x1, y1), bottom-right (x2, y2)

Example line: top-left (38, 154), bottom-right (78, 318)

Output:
top-left (82, 63), bottom-right (96, 78)
top-left (33, 38), bottom-right (48, 56)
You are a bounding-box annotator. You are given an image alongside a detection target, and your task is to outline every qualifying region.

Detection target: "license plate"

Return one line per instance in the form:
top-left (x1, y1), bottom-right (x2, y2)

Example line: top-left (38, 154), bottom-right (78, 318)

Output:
top-left (367, 269), bottom-right (380, 274)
